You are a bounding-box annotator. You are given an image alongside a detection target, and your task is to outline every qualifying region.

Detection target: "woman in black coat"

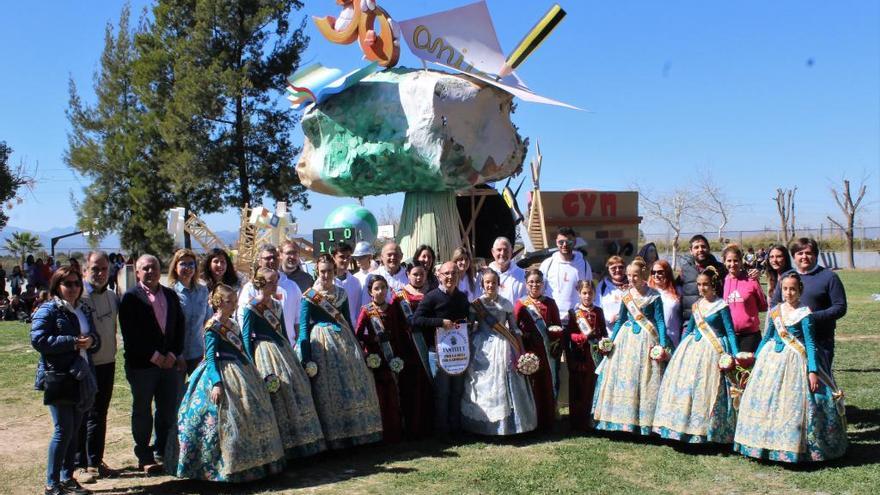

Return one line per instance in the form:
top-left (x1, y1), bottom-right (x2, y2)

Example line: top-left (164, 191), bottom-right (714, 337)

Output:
top-left (31, 266), bottom-right (100, 495)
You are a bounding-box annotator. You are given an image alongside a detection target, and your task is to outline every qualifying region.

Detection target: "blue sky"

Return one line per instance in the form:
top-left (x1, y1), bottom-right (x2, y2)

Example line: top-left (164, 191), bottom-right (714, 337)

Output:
top-left (1, 0), bottom-right (878, 244)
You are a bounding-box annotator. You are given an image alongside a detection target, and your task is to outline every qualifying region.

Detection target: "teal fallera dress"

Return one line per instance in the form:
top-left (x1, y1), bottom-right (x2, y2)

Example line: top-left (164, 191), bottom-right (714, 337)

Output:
top-left (171, 319), bottom-right (285, 482)
top-left (734, 304), bottom-right (847, 463)
top-left (653, 298), bottom-right (739, 443)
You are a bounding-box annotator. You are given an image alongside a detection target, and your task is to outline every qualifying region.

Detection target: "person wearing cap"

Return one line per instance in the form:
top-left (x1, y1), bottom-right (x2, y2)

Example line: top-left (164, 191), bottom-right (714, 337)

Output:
top-left (352, 241), bottom-right (375, 289)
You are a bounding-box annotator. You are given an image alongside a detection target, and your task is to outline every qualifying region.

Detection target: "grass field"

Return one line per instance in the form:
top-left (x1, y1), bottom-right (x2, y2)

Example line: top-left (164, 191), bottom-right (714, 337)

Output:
top-left (1, 271), bottom-right (878, 494)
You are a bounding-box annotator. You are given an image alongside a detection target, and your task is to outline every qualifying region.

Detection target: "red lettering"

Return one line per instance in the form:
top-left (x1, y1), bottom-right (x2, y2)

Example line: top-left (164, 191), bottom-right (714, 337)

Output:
top-left (580, 192), bottom-right (597, 216)
top-left (600, 194), bottom-right (617, 216)
top-left (562, 192), bottom-right (579, 217)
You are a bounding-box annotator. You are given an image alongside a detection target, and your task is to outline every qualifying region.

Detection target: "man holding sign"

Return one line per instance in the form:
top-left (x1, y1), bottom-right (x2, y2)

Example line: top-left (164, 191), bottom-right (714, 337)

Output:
top-left (413, 261), bottom-right (470, 437)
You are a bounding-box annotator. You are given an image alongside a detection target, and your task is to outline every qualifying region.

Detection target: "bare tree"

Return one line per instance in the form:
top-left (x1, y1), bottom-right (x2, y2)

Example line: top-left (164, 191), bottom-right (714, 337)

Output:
top-left (693, 170), bottom-right (739, 243)
top-left (827, 178), bottom-right (868, 269)
top-left (637, 185), bottom-right (696, 269)
top-left (377, 203), bottom-right (400, 240)
top-left (774, 187), bottom-right (797, 245)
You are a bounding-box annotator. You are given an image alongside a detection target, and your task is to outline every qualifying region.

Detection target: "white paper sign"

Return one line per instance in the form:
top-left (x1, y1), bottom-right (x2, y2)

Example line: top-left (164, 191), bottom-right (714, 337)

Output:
top-left (435, 322), bottom-right (471, 375)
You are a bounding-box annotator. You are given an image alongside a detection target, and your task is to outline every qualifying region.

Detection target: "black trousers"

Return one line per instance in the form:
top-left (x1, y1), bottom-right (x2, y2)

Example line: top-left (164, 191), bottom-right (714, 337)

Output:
top-left (125, 366), bottom-right (183, 465)
top-left (735, 332), bottom-right (762, 353)
top-left (76, 362), bottom-right (115, 468)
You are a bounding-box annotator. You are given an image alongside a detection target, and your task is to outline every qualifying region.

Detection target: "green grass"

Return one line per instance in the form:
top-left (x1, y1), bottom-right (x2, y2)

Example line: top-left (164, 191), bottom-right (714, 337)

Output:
top-left (2, 271), bottom-right (878, 494)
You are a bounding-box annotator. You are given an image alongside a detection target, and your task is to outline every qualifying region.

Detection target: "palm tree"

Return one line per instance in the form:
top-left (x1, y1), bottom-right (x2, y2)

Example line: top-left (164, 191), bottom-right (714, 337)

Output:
top-left (4, 231), bottom-right (43, 263)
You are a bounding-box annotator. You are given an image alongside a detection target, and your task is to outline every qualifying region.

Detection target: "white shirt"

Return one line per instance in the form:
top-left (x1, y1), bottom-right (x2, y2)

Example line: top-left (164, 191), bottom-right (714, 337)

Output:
top-left (237, 270), bottom-right (301, 348)
top-left (457, 273), bottom-right (483, 302)
top-left (539, 251), bottom-right (592, 324)
top-left (489, 261), bottom-right (526, 305)
top-left (368, 264), bottom-right (408, 304)
top-left (335, 272), bottom-right (362, 324)
top-left (598, 285), bottom-right (627, 335)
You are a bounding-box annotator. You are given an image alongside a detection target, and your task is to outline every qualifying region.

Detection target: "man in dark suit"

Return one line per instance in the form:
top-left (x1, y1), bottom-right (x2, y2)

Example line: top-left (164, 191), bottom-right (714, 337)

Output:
top-left (119, 254), bottom-right (185, 474)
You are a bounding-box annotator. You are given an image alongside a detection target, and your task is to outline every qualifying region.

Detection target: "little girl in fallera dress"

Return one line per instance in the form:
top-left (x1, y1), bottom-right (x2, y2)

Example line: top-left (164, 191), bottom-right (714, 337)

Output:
top-left (564, 280), bottom-right (607, 432)
top-left (653, 267), bottom-right (740, 443)
top-left (461, 269), bottom-right (537, 436)
top-left (172, 284), bottom-right (285, 482)
top-left (242, 268), bottom-right (326, 458)
top-left (592, 258), bottom-right (669, 435)
top-left (356, 275), bottom-right (407, 443)
top-left (734, 273), bottom-right (847, 463)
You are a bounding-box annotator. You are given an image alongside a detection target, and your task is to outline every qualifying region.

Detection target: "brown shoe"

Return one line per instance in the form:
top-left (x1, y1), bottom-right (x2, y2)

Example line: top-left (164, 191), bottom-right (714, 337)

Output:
top-left (138, 462), bottom-right (163, 475)
top-left (75, 468), bottom-right (97, 484)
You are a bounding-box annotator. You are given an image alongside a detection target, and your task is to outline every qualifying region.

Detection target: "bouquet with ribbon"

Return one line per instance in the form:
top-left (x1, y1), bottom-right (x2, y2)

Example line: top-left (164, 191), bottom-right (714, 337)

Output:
top-left (596, 337), bottom-right (614, 355)
top-left (726, 352), bottom-right (756, 409)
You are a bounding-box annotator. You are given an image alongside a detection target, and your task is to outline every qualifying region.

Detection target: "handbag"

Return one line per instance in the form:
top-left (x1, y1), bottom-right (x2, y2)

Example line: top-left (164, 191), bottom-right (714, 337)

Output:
top-left (43, 370), bottom-right (80, 405)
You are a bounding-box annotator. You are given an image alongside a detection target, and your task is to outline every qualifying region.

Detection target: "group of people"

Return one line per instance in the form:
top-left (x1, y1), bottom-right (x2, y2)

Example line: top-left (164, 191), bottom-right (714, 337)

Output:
top-left (29, 231), bottom-right (849, 494)
top-left (1, 254), bottom-right (126, 323)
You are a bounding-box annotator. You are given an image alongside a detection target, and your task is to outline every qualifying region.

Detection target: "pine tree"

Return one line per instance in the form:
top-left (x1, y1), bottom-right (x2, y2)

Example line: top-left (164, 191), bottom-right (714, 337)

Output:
top-left (65, 4), bottom-right (175, 256)
top-left (135, 0), bottom-right (310, 210)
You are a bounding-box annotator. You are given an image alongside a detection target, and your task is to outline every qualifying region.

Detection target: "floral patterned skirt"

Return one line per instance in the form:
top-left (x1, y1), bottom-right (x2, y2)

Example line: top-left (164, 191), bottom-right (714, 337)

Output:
top-left (309, 323), bottom-right (383, 449)
top-left (652, 333), bottom-right (735, 443)
top-left (254, 340), bottom-right (326, 457)
top-left (172, 359), bottom-right (285, 482)
top-left (733, 345), bottom-right (847, 462)
top-left (592, 321), bottom-right (665, 435)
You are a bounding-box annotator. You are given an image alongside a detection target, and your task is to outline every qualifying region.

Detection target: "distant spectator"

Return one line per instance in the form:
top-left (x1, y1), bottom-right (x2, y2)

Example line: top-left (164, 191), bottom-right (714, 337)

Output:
top-left (33, 290), bottom-right (50, 315)
top-left (39, 259), bottom-right (53, 289)
top-left (69, 258), bottom-right (81, 274)
top-left (10, 265), bottom-right (25, 296)
top-left (21, 285), bottom-right (38, 313)
top-left (3, 295), bottom-right (27, 321)
top-left (770, 237), bottom-right (847, 365)
top-left (0, 263), bottom-right (6, 294)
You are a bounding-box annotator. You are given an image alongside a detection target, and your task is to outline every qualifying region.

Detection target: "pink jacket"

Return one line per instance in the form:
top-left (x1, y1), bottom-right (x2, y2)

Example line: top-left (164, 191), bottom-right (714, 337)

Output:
top-left (723, 273), bottom-right (767, 334)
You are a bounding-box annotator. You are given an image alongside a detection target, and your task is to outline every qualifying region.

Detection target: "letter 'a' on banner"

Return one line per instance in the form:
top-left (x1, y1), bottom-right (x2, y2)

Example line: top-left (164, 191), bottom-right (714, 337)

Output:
top-left (436, 322), bottom-right (471, 375)
top-left (397, 0), bottom-right (582, 110)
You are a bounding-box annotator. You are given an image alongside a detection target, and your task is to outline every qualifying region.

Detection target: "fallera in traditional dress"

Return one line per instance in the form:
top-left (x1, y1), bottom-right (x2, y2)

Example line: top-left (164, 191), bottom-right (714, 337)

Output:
top-left (299, 286), bottom-right (383, 449)
top-left (171, 318), bottom-right (285, 482)
top-left (565, 304), bottom-right (607, 432)
top-left (653, 298), bottom-right (739, 443)
top-left (242, 299), bottom-right (326, 458)
top-left (355, 301), bottom-right (407, 443)
top-left (592, 287), bottom-right (668, 435)
top-left (393, 289), bottom-right (434, 439)
top-left (514, 295), bottom-right (563, 433)
top-left (461, 294), bottom-right (537, 436)
top-left (734, 303), bottom-right (847, 463)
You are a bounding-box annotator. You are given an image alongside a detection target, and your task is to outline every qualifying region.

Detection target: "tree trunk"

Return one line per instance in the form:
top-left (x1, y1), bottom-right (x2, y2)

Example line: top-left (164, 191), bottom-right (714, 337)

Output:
top-left (846, 216), bottom-right (855, 269)
top-left (235, 95), bottom-right (249, 207)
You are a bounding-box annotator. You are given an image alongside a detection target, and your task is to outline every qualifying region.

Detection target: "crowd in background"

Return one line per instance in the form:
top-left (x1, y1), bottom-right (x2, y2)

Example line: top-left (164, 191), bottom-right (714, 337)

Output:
top-left (23, 232), bottom-right (850, 494)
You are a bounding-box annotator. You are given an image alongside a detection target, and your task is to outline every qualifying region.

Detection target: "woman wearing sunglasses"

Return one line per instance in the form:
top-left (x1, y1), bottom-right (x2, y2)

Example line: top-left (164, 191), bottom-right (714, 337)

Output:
top-left (31, 266), bottom-right (100, 495)
top-left (169, 249), bottom-right (212, 375)
top-left (648, 260), bottom-right (683, 348)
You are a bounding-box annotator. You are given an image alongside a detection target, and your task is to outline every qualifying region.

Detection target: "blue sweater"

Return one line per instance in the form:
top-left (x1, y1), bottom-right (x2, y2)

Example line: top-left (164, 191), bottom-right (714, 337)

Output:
top-left (770, 265), bottom-right (846, 341)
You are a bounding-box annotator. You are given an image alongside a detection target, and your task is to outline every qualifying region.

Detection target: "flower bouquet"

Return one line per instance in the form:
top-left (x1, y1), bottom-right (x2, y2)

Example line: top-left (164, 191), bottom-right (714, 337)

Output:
top-left (304, 361), bottom-right (318, 378)
top-left (596, 337), bottom-right (614, 355)
top-left (724, 352), bottom-right (756, 409)
top-left (516, 352), bottom-right (540, 375)
top-left (548, 325), bottom-right (564, 334)
top-left (649, 345), bottom-right (670, 362)
top-left (264, 373), bottom-right (281, 393)
top-left (366, 353), bottom-right (382, 369)
top-left (389, 357), bottom-right (405, 373)
top-left (718, 353), bottom-right (735, 371)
